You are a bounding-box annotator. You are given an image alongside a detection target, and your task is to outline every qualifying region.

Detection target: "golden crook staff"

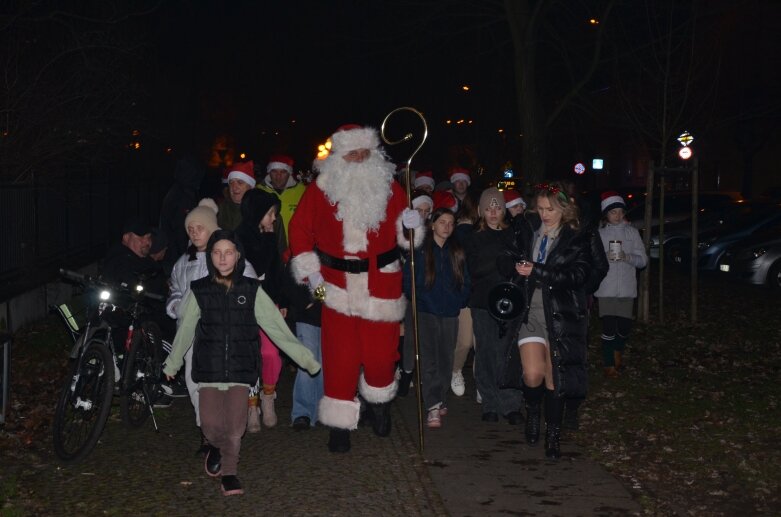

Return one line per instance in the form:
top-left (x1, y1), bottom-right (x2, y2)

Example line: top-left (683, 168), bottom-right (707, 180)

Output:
top-left (380, 106), bottom-right (428, 454)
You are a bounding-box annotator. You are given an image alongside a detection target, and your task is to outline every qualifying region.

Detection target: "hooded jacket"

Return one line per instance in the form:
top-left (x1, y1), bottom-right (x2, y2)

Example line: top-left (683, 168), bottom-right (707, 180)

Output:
top-left (159, 156), bottom-right (205, 262)
top-left (235, 189), bottom-right (286, 306)
top-left (594, 221), bottom-right (647, 298)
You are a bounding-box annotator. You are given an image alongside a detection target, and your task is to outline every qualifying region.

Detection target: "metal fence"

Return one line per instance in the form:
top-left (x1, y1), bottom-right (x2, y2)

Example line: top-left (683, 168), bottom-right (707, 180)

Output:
top-left (0, 173), bottom-right (168, 301)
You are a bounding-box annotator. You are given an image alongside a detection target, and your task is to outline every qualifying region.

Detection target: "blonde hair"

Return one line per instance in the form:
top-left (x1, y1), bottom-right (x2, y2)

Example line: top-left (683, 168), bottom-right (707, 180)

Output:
top-left (533, 181), bottom-right (580, 231)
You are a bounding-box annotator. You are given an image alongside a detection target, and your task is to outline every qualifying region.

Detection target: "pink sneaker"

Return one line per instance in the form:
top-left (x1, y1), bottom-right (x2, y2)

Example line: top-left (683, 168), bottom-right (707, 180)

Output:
top-left (439, 406), bottom-right (448, 416)
top-left (426, 408), bottom-right (442, 428)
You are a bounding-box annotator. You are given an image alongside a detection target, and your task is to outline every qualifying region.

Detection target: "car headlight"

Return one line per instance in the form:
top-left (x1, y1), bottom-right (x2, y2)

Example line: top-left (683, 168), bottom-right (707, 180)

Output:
top-left (752, 248), bottom-right (767, 259)
top-left (99, 290), bottom-right (111, 301)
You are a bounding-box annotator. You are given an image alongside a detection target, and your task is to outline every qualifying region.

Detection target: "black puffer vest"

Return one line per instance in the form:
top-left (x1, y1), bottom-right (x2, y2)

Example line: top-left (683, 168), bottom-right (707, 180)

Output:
top-left (190, 275), bottom-right (261, 384)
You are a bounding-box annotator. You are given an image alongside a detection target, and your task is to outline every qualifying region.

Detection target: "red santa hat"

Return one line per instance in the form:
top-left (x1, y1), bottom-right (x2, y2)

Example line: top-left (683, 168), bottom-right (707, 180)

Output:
top-left (503, 189), bottom-right (526, 209)
top-left (226, 160), bottom-right (256, 188)
top-left (432, 190), bottom-right (458, 213)
top-left (266, 154), bottom-right (294, 174)
top-left (330, 124), bottom-right (380, 156)
top-left (601, 191), bottom-right (626, 214)
top-left (414, 171), bottom-right (435, 190)
top-left (449, 167), bottom-right (471, 186)
top-left (221, 167), bottom-right (230, 185)
top-left (411, 190), bottom-right (433, 210)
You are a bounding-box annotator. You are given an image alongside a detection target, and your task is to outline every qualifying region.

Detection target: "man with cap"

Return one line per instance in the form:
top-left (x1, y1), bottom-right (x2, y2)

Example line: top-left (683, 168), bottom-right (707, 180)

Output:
top-left (289, 124), bottom-right (423, 453)
top-left (257, 154), bottom-right (307, 246)
top-left (218, 161), bottom-right (256, 230)
top-left (102, 218), bottom-right (161, 289)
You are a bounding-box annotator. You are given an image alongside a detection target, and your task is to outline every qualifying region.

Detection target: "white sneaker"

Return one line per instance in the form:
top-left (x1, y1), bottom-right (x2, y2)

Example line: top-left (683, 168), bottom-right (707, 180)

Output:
top-left (426, 408), bottom-right (442, 428)
top-left (476, 389), bottom-right (482, 404)
top-left (451, 371), bottom-right (465, 396)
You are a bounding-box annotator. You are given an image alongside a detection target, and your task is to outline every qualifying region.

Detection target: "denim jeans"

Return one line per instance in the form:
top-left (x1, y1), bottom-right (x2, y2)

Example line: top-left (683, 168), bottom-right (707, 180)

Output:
top-left (291, 322), bottom-right (323, 425)
top-left (472, 308), bottom-right (523, 415)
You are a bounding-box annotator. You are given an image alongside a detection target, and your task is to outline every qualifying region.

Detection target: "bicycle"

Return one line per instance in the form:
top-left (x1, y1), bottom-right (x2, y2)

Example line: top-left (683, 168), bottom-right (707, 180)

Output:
top-left (51, 268), bottom-right (165, 463)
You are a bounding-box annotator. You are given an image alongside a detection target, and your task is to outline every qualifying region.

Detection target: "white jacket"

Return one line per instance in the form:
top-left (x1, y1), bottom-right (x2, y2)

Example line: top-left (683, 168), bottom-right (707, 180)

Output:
top-left (166, 250), bottom-right (257, 326)
top-left (594, 222), bottom-right (648, 299)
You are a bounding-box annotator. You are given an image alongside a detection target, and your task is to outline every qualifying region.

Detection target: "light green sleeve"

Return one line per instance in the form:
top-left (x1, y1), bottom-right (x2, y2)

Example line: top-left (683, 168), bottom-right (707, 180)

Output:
top-left (163, 291), bottom-right (200, 377)
top-left (254, 286), bottom-right (321, 375)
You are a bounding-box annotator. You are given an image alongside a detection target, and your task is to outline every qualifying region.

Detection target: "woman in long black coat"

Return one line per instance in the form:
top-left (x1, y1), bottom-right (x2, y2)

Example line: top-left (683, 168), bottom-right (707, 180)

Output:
top-left (501, 182), bottom-right (607, 459)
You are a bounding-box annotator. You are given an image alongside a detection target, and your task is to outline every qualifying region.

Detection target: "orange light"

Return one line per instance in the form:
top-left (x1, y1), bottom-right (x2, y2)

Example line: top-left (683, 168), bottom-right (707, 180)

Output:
top-left (462, 85), bottom-right (470, 91)
top-left (239, 153), bottom-right (246, 159)
top-left (589, 18), bottom-right (599, 25)
top-left (131, 129), bottom-right (140, 136)
top-left (627, 193), bottom-right (634, 199)
top-left (498, 129), bottom-right (504, 133)
top-left (165, 147), bottom-right (173, 154)
top-left (446, 120), bottom-right (452, 124)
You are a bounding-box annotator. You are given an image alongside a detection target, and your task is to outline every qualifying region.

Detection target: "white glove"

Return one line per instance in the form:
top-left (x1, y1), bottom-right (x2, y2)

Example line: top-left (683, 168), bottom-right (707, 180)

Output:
top-left (402, 208), bottom-right (422, 229)
top-left (307, 272), bottom-right (324, 291)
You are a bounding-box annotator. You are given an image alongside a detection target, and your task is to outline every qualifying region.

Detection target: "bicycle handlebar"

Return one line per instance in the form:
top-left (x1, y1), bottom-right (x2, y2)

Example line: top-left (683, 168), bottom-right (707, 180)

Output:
top-left (59, 268), bottom-right (165, 302)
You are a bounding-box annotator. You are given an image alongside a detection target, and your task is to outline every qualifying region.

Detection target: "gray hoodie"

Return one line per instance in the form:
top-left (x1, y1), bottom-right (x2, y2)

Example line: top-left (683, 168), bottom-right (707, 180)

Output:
top-left (594, 222), bottom-right (648, 298)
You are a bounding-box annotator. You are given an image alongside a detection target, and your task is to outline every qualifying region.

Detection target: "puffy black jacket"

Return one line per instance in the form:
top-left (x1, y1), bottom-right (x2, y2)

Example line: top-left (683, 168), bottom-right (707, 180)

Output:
top-left (499, 214), bottom-right (606, 398)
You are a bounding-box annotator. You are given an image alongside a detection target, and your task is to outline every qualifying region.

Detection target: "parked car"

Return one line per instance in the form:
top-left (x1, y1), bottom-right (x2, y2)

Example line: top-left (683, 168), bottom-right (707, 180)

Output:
top-left (697, 204), bottom-right (781, 270)
top-left (648, 202), bottom-right (781, 264)
top-left (718, 222), bottom-right (781, 289)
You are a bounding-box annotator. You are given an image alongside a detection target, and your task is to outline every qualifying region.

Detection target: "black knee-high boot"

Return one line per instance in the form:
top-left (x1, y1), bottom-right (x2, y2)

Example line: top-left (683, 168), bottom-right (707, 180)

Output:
top-left (522, 384), bottom-right (545, 445)
top-left (371, 402), bottom-right (392, 437)
top-left (544, 389), bottom-right (564, 459)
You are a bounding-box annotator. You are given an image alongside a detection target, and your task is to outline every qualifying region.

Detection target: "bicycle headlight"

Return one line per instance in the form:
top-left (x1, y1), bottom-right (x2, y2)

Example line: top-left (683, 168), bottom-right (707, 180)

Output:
top-left (99, 290), bottom-right (111, 301)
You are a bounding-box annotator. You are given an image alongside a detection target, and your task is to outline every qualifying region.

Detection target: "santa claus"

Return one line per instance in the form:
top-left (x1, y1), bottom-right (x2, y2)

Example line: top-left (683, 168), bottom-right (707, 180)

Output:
top-left (289, 124), bottom-right (423, 452)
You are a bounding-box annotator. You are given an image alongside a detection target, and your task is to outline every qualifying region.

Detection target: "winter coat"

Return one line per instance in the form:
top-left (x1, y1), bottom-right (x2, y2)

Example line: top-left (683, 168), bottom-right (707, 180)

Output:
top-left (159, 157), bottom-right (205, 262)
top-left (402, 240), bottom-right (471, 318)
top-left (463, 226), bottom-right (515, 310)
top-left (235, 189), bottom-right (286, 306)
top-left (594, 222), bottom-right (647, 298)
top-left (257, 180), bottom-right (306, 245)
top-left (166, 247), bottom-right (257, 326)
top-left (499, 215), bottom-right (605, 398)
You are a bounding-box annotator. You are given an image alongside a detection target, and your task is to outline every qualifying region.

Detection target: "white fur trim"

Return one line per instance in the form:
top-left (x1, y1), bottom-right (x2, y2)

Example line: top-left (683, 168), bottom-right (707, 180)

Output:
top-left (266, 161), bottom-right (293, 174)
top-left (506, 197), bottom-right (525, 209)
top-left (414, 175), bottom-right (435, 190)
top-left (359, 374), bottom-right (397, 403)
top-left (323, 279), bottom-right (407, 322)
top-left (343, 221), bottom-right (368, 253)
top-left (330, 127), bottom-right (380, 155)
top-left (318, 396), bottom-right (361, 430)
top-left (449, 171), bottom-right (470, 186)
top-left (601, 195), bottom-right (625, 213)
top-left (411, 195), bottom-right (433, 210)
top-left (290, 251), bottom-right (320, 283)
top-left (227, 170), bottom-right (256, 188)
top-left (396, 213), bottom-right (426, 250)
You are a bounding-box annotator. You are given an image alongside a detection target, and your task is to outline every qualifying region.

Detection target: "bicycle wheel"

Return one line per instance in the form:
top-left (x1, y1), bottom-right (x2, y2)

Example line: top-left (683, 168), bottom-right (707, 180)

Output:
top-left (120, 321), bottom-right (162, 427)
top-left (52, 340), bottom-right (115, 462)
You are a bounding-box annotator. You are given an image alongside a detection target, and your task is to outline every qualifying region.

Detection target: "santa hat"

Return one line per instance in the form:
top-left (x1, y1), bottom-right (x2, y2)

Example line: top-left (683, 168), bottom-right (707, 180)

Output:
top-left (266, 154), bottom-right (294, 174)
top-left (503, 189), bottom-right (526, 209)
top-left (600, 191), bottom-right (626, 214)
top-left (226, 161), bottom-right (256, 188)
top-left (411, 190), bottom-right (433, 210)
top-left (432, 190), bottom-right (458, 213)
top-left (414, 171), bottom-right (435, 190)
top-left (221, 168), bottom-right (230, 185)
top-left (184, 198), bottom-right (219, 234)
top-left (330, 124), bottom-right (380, 156)
top-left (449, 167), bottom-right (471, 186)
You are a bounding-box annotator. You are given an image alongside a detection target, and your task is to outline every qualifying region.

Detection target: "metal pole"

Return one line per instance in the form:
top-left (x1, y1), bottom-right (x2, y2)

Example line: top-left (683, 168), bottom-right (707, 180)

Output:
top-left (691, 157), bottom-right (699, 324)
top-left (640, 162), bottom-right (655, 323)
top-left (381, 108), bottom-right (428, 454)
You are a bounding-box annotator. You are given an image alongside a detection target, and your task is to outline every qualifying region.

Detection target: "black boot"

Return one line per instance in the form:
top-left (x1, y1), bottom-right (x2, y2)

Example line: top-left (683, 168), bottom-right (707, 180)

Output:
top-left (544, 389), bottom-right (565, 459)
top-left (327, 429), bottom-right (351, 453)
top-left (563, 398), bottom-right (582, 431)
top-left (397, 370), bottom-right (413, 397)
top-left (544, 424), bottom-right (561, 459)
top-left (371, 402), bottom-right (392, 437)
top-left (523, 384), bottom-right (544, 445)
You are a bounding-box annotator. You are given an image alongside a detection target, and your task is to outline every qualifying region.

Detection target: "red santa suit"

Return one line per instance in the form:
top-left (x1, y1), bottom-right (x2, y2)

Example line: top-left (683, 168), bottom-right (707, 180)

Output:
top-left (289, 126), bottom-right (423, 431)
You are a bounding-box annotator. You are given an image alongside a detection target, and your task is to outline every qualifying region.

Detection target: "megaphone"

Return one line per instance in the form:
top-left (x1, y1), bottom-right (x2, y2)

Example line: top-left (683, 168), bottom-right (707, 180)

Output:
top-left (487, 281), bottom-right (525, 321)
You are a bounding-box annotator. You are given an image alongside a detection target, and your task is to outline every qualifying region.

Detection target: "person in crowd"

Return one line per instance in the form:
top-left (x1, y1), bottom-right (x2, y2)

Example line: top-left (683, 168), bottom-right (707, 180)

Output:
top-left (166, 199), bottom-right (259, 443)
top-left (414, 170), bottom-right (436, 194)
top-left (218, 161), bottom-right (256, 231)
top-left (594, 191), bottom-right (647, 378)
top-left (411, 189), bottom-right (433, 222)
top-left (289, 124), bottom-right (422, 453)
top-left (102, 217), bottom-right (158, 288)
top-left (450, 185), bottom-right (479, 399)
top-left (449, 167), bottom-right (473, 206)
top-left (503, 190), bottom-right (527, 220)
top-left (236, 189), bottom-right (288, 430)
top-left (403, 208), bottom-right (470, 428)
top-left (463, 188), bottom-right (523, 423)
top-left (149, 227), bottom-right (172, 276)
top-left (159, 156), bottom-right (205, 272)
top-left (505, 181), bottom-right (605, 459)
top-left (257, 154), bottom-right (306, 247)
top-left (287, 261), bottom-right (324, 430)
top-left (163, 229), bottom-right (320, 496)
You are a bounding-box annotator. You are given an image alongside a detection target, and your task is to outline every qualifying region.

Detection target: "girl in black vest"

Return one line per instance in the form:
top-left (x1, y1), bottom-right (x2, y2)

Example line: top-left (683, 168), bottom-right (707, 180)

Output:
top-left (163, 230), bottom-right (320, 496)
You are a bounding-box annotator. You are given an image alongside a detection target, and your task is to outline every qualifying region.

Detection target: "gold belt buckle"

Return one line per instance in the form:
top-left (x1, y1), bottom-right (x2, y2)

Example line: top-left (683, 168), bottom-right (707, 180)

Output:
top-left (313, 284), bottom-right (326, 302)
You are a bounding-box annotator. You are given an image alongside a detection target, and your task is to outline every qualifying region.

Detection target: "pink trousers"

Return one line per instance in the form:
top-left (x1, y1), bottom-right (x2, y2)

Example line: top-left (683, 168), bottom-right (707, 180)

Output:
top-left (260, 329), bottom-right (282, 387)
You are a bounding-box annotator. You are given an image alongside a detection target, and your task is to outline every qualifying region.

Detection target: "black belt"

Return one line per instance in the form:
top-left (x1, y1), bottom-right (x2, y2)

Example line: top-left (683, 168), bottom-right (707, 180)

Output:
top-left (317, 248), bottom-right (400, 274)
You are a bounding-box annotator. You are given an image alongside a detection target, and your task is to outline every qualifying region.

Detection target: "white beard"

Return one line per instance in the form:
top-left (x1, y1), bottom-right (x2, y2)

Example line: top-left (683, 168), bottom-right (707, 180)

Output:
top-left (316, 150), bottom-right (395, 236)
